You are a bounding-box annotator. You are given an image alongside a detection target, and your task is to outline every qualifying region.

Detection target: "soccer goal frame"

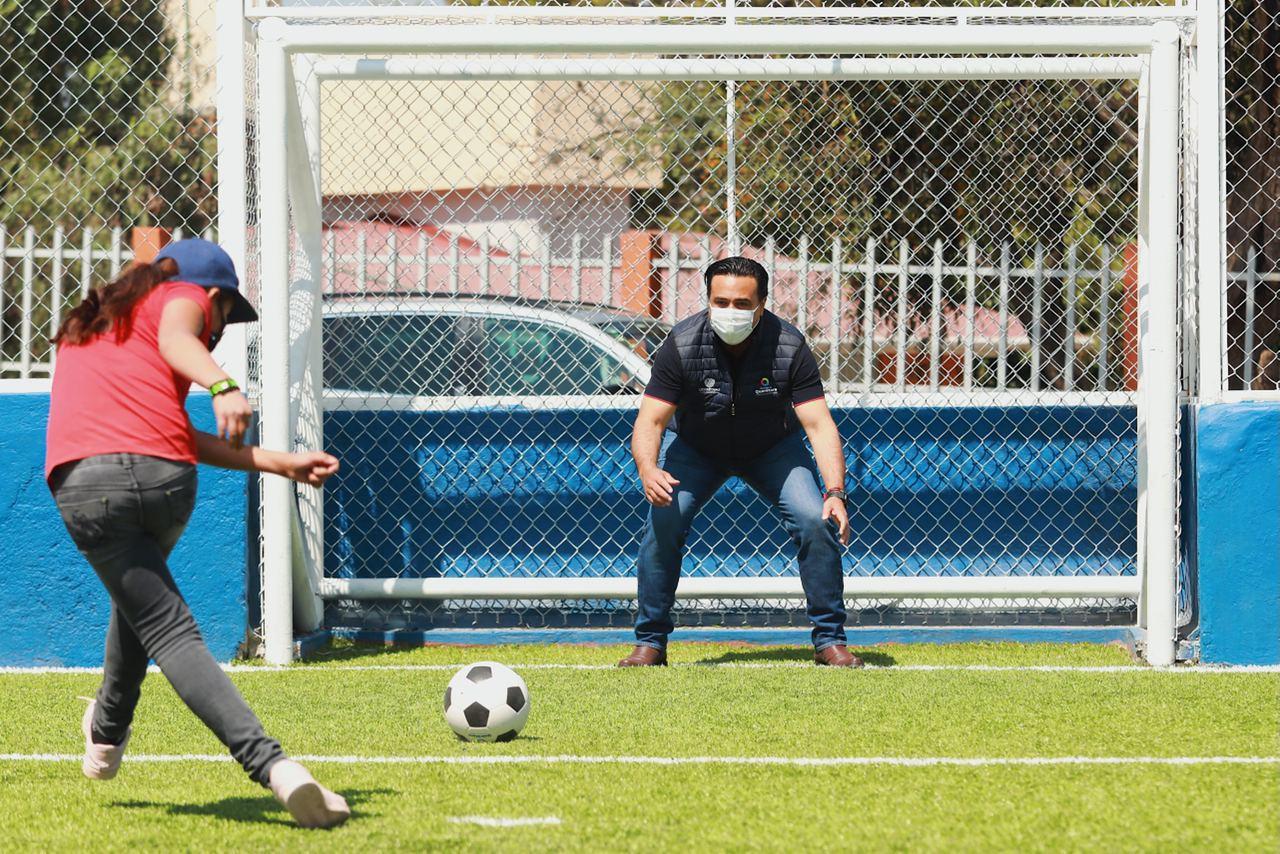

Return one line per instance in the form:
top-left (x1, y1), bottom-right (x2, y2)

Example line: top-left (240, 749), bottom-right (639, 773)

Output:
top-left (246, 17), bottom-right (1182, 666)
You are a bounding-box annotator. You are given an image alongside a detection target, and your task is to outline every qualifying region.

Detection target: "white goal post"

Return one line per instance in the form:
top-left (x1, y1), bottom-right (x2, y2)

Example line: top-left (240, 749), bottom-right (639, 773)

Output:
top-left (245, 17), bottom-right (1182, 666)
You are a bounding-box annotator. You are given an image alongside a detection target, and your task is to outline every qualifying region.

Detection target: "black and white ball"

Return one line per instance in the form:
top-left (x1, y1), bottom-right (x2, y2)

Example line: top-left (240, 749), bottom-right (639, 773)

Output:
top-left (443, 662), bottom-right (530, 742)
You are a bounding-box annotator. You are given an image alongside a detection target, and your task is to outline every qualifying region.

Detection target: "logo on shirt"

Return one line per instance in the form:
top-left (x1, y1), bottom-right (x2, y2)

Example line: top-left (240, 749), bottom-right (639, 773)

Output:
top-left (754, 376), bottom-right (779, 397)
top-left (701, 377), bottom-right (717, 396)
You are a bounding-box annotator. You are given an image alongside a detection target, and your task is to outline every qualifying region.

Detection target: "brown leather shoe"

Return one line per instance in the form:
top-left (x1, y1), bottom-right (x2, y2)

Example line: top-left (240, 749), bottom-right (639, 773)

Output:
top-left (814, 645), bottom-right (864, 668)
top-left (617, 645), bottom-right (668, 667)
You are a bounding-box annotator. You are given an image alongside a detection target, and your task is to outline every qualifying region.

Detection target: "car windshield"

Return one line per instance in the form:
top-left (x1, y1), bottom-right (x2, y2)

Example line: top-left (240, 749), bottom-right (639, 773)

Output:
top-left (323, 314), bottom-right (469, 396)
top-left (322, 309), bottom-right (645, 397)
top-left (593, 317), bottom-right (671, 363)
top-left (483, 318), bottom-right (643, 396)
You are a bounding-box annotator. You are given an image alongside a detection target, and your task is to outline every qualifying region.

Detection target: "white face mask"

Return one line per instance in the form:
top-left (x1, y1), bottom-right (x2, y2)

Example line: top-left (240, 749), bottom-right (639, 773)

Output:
top-left (709, 306), bottom-right (759, 346)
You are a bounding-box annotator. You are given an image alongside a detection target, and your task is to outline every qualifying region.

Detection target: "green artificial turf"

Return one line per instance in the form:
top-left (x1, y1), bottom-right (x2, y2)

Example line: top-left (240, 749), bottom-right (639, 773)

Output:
top-left (1, 642), bottom-right (1276, 852)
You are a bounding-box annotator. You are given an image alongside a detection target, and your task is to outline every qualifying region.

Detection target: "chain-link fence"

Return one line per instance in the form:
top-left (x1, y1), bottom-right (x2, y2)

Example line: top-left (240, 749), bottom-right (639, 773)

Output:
top-left (0, 2), bottom-right (1209, 651)
top-left (0, 1), bottom-right (218, 379)
top-left (1224, 2), bottom-right (1280, 392)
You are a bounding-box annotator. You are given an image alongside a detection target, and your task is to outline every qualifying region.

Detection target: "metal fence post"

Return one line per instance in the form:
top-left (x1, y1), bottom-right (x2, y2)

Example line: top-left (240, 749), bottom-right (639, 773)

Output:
top-left (49, 225), bottom-right (65, 366)
top-left (256, 18), bottom-right (294, 665)
top-left (20, 227), bottom-right (35, 379)
top-left (1064, 242), bottom-right (1077, 390)
top-left (930, 239), bottom-right (943, 390)
top-left (964, 240), bottom-right (976, 392)
top-left (1196, 0), bottom-right (1225, 401)
top-left (79, 227), bottom-right (93, 299)
top-left (286, 52), bottom-right (327, 634)
top-left (863, 237), bottom-right (877, 391)
top-left (896, 238), bottom-right (908, 390)
top-left (215, 0), bottom-right (251, 395)
top-left (997, 243), bottom-right (1010, 391)
top-left (1142, 24), bottom-right (1181, 667)
top-left (830, 236), bottom-right (842, 388)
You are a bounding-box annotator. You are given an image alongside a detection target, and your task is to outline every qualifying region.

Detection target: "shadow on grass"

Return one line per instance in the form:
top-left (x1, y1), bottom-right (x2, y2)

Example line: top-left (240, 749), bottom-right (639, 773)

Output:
top-left (288, 641), bottom-right (540, 665)
top-left (110, 788), bottom-right (391, 826)
top-left (693, 647), bottom-right (897, 667)
top-left (280, 640), bottom-right (634, 666)
top-left (296, 642), bottom-right (441, 664)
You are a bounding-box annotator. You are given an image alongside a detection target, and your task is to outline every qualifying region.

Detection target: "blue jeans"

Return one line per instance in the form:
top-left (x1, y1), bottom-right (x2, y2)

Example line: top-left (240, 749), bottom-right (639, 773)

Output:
top-left (634, 432), bottom-right (847, 651)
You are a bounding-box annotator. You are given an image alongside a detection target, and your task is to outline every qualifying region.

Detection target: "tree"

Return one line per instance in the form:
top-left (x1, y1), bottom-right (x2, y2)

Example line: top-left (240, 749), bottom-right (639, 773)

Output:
top-left (0, 0), bottom-right (215, 236)
top-left (627, 71), bottom-right (1139, 390)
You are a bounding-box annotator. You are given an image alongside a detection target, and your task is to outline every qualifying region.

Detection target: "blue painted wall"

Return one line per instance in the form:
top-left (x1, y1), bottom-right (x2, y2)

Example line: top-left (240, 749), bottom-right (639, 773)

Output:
top-left (324, 406), bottom-right (1138, 581)
top-left (1197, 401), bottom-right (1280, 665)
top-left (0, 393), bottom-right (247, 666)
top-left (5, 390), bottom-right (1270, 664)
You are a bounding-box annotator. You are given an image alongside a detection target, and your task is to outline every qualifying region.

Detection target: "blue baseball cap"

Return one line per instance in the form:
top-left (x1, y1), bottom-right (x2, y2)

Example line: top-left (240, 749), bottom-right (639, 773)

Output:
top-left (155, 238), bottom-right (258, 324)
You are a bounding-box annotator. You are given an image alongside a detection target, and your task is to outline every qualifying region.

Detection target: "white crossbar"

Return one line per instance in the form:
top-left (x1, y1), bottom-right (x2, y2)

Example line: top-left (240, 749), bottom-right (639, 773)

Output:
top-left (312, 57), bottom-right (1145, 83)
top-left (248, 5), bottom-right (1195, 23)
top-left (266, 22), bottom-right (1163, 57)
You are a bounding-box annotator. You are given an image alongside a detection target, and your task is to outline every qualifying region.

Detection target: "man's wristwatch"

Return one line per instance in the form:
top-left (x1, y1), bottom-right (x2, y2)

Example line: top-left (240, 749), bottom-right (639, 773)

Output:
top-left (210, 378), bottom-right (240, 397)
top-left (823, 487), bottom-right (847, 503)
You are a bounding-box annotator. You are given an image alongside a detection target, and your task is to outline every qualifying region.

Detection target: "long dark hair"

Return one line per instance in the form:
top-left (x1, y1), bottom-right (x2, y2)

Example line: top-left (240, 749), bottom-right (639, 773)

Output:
top-left (54, 257), bottom-right (180, 347)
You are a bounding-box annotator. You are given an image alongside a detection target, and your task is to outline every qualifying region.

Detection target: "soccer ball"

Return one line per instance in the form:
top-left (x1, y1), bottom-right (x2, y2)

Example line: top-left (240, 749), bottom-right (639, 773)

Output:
top-left (443, 661), bottom-right (530, 742)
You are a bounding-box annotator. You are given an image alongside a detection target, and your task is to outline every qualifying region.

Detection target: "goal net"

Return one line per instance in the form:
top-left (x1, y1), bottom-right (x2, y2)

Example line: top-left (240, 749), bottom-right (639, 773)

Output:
top-left (239, 4), bottom-right (1192, 664)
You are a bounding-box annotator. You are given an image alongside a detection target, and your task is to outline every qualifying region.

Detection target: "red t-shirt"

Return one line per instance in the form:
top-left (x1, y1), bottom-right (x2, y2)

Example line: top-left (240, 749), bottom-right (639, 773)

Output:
top-left (46, 281), bottom-right (213, 480)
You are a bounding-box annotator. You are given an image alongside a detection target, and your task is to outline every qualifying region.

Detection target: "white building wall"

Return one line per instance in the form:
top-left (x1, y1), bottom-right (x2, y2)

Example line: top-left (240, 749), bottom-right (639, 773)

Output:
top-left (323, 185), bottom-right (633, 258)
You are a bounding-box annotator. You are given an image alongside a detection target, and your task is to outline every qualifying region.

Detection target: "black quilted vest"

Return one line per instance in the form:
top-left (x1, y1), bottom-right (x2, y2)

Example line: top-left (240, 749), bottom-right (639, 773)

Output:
top-left (668, 309), bottom-right (806, 462)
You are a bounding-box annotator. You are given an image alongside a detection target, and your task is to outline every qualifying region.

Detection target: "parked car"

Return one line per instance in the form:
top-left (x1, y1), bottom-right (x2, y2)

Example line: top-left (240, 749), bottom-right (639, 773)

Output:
top-left (321, 297), bottom-right (662, 403)
top-left (561, 304), bottom-right (672, 362)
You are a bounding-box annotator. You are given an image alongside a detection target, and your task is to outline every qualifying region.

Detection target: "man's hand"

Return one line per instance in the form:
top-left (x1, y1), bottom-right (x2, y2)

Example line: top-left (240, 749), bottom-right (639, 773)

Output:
top-left (280, 451), bottom-right (341, 487)
top-left (632, 396), bottom-right (679, 507)
top-left (640, 466), bottom-right (681, 507)
top-left (822, 496), bottom-right (850, 545)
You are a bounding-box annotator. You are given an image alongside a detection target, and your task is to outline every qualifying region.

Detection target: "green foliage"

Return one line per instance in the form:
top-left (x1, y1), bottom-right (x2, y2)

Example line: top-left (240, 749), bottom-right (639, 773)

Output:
top-left (630, 77), bottom-right (1139, 264)
top-left (619, 0), bottom-right (1162, 268)
top-left (0, 0), bottom-right (215, 235)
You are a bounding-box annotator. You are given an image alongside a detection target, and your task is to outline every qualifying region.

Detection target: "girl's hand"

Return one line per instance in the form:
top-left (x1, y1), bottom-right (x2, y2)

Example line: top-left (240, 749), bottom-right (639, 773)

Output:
top-left (212, 390), bottom-right (253, 450)
top-left (281, 451), bottom-right (340, 487)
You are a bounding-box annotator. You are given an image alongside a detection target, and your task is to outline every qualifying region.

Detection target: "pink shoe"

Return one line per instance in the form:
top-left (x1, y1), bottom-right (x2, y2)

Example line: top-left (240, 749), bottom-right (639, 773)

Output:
top-left (80, 699), bottom-right (129, 781)
top-left (269, 759), bottom-right (351, 829)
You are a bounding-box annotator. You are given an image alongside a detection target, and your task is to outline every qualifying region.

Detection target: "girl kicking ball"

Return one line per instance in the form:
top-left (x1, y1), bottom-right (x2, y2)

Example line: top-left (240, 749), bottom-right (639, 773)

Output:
top-left (46, 238), bottom-right (349, 829)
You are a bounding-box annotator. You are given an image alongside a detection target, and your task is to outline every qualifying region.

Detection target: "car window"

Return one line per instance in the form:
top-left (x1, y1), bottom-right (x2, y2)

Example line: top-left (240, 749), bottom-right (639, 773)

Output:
top-left (635, 320), bottom-right (670, 362)
top-left (597, 319), bottom-right (670, 363)
top-left (482, 318), bottom-right (639, 396)
top-left (323, 314), bottom-right (461, 395)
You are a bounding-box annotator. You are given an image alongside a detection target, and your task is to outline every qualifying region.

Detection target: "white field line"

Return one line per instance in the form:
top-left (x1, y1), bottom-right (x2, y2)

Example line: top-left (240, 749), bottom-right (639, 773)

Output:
top-left (2, 663), bottom-right (1278, 675)
top-left (0, 753), bottom-right (1276, 768)
top-left (448, 815), bottom-right (562, 827)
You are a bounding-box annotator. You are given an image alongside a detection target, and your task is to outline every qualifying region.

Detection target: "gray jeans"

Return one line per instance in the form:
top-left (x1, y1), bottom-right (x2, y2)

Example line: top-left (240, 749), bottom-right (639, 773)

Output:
top-left (51, 453), bottom-right (283, 786)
